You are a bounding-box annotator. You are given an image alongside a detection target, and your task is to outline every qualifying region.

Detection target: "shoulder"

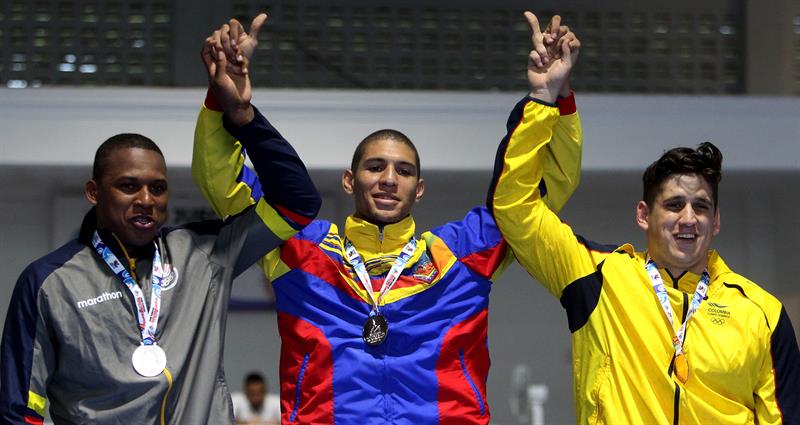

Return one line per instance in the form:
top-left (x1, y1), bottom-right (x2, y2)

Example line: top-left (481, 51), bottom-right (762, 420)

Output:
top-left (295, 219), bottom-right (335, 244)
top-left (17, 239), bottom-right (87, 293)
top-left (716, 269), bottom-right (783, 328)
top-left (230, 392), bottom-right (246, 403)
top-left (277, 219), bottom-right (337, 261)
top-left (428, 206), bottom-right (501, 250)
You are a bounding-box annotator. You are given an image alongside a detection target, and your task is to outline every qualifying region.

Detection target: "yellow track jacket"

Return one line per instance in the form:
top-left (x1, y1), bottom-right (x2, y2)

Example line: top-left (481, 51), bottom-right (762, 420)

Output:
top-left (489, 99), bottom-right (800, 424)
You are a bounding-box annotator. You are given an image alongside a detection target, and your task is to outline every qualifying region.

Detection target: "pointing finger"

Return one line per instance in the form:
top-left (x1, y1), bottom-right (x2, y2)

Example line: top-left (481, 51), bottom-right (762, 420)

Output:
top-left (524, 11), bottom-right (548, 63)
top-left (249, 13), bottom-right (268, 40)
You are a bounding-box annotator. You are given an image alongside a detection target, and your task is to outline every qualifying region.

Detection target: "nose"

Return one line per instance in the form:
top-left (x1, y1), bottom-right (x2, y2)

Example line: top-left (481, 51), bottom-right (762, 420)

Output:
top-left (678, 204), bottom-right (698, 226)
top-left (379, 167), bottom-right (397, 187)
top-left (134, 187), bottom-right (155, 208)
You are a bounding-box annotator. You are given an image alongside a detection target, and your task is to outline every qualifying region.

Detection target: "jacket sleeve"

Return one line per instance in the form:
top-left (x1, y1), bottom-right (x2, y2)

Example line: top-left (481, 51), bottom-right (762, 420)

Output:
top-left (0, 268), bottom-right (56, 425)
top-left (192, 91), bottom-right (265, 219)
top-left (488, 95), bottom-right (608, 298)
top-left (192, 91), bottom-right (321, 276)
top-left (754, 306), bottom-right (800, 423)
top-left (540, 93), bottom-right (582, 212)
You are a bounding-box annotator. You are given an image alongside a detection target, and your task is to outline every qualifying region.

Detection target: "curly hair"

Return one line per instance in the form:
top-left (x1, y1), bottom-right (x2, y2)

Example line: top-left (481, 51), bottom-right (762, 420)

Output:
top-left (642, 141), bottom-right (723, 208)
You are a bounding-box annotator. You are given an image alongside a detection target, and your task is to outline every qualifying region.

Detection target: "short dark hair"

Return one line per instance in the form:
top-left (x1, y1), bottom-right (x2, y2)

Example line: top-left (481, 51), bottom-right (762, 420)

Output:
top-left (642, 141), bottom-right (723, 208)
top-left (244, 372), bottom-right (265, 386)
top-left (92, 133), bottom-right (163, 181)
top-left (350, 129), bottom-right (421, 177)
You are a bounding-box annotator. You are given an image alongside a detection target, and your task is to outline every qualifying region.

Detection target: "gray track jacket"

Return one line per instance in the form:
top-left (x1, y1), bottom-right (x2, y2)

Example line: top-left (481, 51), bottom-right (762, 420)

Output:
top-left (0, 108), bottom-right (320, 424)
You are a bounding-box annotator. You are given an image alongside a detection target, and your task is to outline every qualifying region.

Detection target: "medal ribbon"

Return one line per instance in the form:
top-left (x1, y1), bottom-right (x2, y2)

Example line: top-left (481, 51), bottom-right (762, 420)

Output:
top-left (345, 238), bottom-right (417, 312)
top-left (645, 257), bottom-right (710, 357)
top-left (92, 231), bottom-right (164, 345)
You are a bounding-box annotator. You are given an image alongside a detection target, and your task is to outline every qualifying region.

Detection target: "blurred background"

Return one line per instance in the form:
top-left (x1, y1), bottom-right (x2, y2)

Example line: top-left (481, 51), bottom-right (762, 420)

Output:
top-left (1, 1), bottom-right (799, 424)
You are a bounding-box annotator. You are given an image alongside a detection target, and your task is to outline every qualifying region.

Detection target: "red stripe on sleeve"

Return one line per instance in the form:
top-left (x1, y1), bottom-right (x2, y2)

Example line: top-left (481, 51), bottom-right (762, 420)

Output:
top-left (276, 204), bottom-right (313, 227)
top-left (459, 240), bottom-right (508, 280)
top-left (557, 92), bottom-right (577, 115)
top-left (24, 416), bottom-right (44, 425)
top-left (204, 86), bottom-right (223, 111)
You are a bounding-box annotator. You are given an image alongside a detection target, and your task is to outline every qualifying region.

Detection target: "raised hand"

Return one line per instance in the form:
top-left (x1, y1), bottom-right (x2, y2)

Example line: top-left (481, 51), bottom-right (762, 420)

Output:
top-left (525, 11), bottom-right (580, 103)
top-left (202, 23), bottom-right (256, 126)
top-left (218, 13), bottom-right (267, 76)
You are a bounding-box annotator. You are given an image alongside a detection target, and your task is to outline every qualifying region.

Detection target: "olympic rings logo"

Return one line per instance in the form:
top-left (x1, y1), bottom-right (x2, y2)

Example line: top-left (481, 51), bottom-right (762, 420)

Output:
top-left (710, 317), bottom-right (726, 325)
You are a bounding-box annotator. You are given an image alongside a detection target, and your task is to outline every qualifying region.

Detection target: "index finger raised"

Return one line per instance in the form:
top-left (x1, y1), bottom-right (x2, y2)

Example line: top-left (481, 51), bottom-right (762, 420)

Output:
top-left (248, 13), bottom-right (268, 40)
top-left (524, 11), bottom-right (548, 59)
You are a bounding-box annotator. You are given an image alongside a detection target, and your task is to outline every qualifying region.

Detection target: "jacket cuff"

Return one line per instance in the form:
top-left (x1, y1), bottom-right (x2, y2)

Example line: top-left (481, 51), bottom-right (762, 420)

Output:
top-left (204, 86), bottom-right (223, 111)
top-left (557, 91), bottom-right (577, 115)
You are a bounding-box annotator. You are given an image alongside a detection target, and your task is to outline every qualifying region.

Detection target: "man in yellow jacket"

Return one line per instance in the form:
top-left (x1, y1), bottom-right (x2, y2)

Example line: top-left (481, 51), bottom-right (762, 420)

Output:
top-left (489, 13), bottom-right (800, 425)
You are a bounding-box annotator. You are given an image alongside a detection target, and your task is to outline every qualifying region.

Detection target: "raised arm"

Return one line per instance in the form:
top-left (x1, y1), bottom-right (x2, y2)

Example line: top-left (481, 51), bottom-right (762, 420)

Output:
top-left (196, 14), bottom-right (320, 250)
top-left (489, 12), bottom-right (609, 298)
top-left (192, 14), bottom-right (270, 219)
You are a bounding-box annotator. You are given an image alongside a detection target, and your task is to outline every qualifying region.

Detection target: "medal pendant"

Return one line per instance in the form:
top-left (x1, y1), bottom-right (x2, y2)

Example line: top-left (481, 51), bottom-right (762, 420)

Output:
top-left (132, 344), bottom-right (167, 377)
top-left (674, 352), bottom-right (689, 383)
top-left (362, 314), bottom-right (389, 346)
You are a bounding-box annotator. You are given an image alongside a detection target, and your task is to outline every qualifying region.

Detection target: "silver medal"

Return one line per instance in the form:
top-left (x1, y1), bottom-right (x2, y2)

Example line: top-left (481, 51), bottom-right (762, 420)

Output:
top-left (362, 314), bottom-right (389, 346)
top-left (131, 344), bottom-right (167, 377)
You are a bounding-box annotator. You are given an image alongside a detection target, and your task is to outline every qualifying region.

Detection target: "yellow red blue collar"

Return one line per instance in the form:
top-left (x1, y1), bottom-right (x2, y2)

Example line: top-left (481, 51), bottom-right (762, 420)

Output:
top-left (344, 215), bottom-right (416, 261)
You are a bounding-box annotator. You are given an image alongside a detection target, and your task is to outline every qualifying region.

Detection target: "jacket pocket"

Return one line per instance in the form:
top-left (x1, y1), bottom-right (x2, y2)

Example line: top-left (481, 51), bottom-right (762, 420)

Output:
top-left (459, 349), bottom-right (487, 416)
top-left (288, 353), bottom-right (310, 422)
top-left (589, 355), bottom-right (611, 425)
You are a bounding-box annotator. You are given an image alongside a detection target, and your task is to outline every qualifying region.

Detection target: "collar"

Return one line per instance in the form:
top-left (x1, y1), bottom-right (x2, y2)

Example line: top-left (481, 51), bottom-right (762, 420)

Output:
top-left (637, 250), bottom-right (728, 294)
top-left (344, 215), bottom-right (416, 261)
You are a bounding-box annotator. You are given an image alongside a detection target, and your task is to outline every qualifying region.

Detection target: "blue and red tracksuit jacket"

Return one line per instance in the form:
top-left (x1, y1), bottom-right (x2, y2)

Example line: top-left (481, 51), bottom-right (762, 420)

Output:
top-left (270, 212), bottom-right (507, 424)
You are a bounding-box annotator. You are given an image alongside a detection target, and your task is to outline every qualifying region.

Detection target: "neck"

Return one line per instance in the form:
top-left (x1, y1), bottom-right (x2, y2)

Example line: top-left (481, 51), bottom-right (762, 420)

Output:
top-left (648, 255), bottom-right (706, 278)
top-left (345, 214), bottom-right (415, 257)
top-left (97, 228), bottom-right (154, 260)
top-left (352, 212), bottom-right (397, 228)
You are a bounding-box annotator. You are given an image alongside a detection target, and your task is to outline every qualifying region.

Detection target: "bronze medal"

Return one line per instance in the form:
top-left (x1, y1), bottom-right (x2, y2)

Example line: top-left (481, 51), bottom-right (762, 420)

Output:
top-left (674, 352), bottom-right (689, 383)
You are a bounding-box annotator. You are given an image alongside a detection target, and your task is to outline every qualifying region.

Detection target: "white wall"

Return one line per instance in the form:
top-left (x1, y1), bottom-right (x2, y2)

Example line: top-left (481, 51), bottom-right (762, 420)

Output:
top-left (1, 88), bottom-right (798, 171)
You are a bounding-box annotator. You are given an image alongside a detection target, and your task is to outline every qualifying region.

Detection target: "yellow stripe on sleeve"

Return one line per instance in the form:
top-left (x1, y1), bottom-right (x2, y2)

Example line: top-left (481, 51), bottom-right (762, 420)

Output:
top-left (27, 390), bottom-right (46, 417)
top-left (254, 199), bottom-right (299, 241)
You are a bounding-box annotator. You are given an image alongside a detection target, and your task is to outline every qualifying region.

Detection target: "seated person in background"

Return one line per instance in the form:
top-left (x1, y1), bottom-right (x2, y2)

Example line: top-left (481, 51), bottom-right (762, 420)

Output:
top-left (231, 372), bottom-right (280, 425)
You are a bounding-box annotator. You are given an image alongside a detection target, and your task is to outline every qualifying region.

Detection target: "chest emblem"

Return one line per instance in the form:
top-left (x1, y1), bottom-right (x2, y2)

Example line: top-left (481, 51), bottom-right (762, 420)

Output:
top-left (706, 302), bottom-right (730, 325)
top-left (160, 264), bottom-right (179, 291)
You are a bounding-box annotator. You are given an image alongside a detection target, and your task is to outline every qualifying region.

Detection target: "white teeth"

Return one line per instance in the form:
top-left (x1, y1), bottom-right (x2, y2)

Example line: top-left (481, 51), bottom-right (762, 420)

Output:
top-left (676, 234), bottom-right (695, 239)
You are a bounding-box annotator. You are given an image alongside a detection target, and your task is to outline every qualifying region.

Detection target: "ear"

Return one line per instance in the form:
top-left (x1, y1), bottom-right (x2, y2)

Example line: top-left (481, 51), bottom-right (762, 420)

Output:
top-left (415, 177), bottom-right (425, 203)
top-left (712, 207), bottom-right (721, 236)
top-left (635, 201), bottom-right (650, 231)
top-left (85, 180), bottom-right (99, 205)
top-left (342, 169), bottom-right (355, 195)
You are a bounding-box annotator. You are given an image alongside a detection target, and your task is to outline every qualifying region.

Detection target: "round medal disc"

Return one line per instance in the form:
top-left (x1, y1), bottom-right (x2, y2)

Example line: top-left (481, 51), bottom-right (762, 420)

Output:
top-left (362, 314), bottom-right (388, 346)
top-left (132, 344), bottom-right (167, 377)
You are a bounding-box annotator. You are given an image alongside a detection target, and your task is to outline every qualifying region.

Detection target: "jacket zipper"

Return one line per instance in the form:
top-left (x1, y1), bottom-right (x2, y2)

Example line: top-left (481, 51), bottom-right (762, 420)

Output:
top-left (459, 349), bottom-right (486, 416)
top-left (670, 292), bottom-right (689, 425)
top-left (289, 353), bottom-right (310, 422)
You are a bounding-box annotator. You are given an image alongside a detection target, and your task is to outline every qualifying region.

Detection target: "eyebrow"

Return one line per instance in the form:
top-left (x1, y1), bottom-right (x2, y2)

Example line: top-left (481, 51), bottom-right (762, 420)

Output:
top-left (362, 157), bottom-right (417, 170)
top-left (113, 176), bottom-right (167, 184)
top-left (661, 195), bottom-right (712, 204)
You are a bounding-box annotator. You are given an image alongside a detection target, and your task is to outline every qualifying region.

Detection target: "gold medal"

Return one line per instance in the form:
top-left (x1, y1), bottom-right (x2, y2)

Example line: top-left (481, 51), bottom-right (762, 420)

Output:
top-left (674, 352), bottom-right (689, 383)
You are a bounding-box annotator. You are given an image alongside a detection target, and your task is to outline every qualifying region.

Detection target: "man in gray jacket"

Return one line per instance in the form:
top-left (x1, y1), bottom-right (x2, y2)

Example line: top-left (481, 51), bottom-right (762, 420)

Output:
top-left (0, 15), bottom-right (320, 424)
